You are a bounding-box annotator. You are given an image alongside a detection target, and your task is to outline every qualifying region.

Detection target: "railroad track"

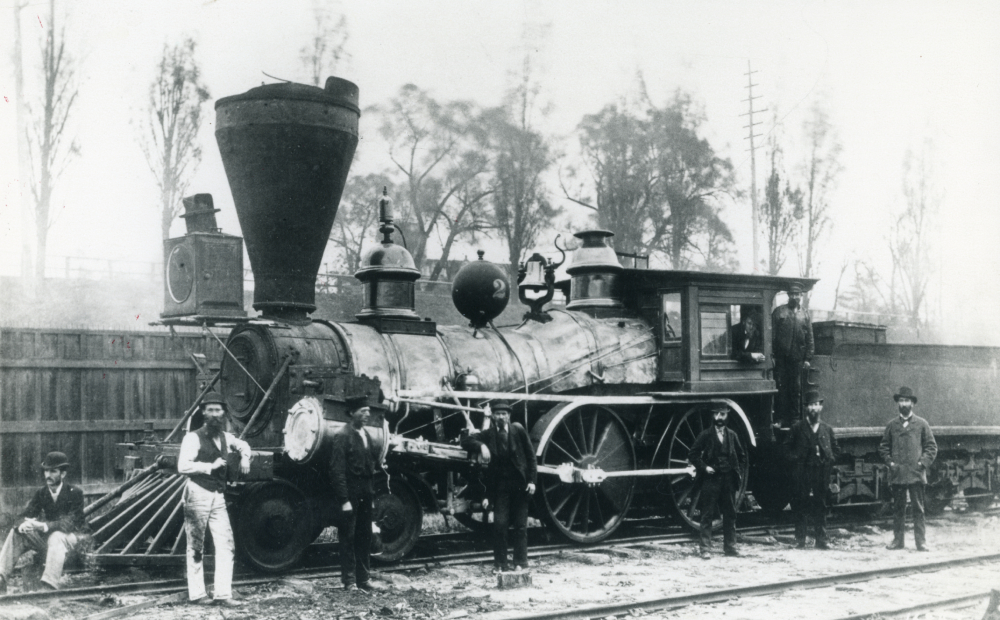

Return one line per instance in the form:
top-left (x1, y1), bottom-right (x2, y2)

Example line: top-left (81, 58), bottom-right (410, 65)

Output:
top-left (0, 506), bottom-right (990, 608)
top-left (0, 520), bottom-right (784, 606)
top-left (495, 553), bottom-right (1000, 620)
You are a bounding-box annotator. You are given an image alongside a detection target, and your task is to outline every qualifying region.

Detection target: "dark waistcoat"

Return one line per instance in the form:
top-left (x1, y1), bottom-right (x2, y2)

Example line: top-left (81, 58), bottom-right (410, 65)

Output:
top-left (188, 427), bottom-right (229, 493)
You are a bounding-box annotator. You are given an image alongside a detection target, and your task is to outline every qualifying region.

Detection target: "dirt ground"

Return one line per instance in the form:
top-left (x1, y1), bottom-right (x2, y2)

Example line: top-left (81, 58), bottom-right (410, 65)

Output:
top-left (4, 510), bottom-right (1000, 620)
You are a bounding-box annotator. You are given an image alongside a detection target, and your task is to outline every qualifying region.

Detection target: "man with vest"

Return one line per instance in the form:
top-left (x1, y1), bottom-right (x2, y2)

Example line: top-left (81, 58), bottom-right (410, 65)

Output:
top-left (785, 391), bottom-right (841, 549)
top-left (461, 402), bottom-right (537, 573)
top-left (879, 386), bottom-right (938, 551)
top-left (177, 392), bottom-right (251, 606)
top-left (0, 451), bottom-right (87, 593)
top-left (771, 282), bottom-right (814, 427)
top-left (687, 404), bottom-right (746, 560)
top-left (330, 395), bottom-right (383, 591)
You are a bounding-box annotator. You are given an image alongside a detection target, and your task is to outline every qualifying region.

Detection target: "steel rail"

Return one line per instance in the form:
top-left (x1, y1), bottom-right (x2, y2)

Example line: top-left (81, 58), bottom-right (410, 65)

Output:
top-left (0, 521), bottom-right (774, 606)
top-left (831, 592), bottom-right (991, 620)
top-left (493, 553), bottom-right (1000, 620)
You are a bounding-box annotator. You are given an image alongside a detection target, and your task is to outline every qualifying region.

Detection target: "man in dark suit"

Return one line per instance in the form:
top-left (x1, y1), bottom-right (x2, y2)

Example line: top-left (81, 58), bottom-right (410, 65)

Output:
top-left (462, 402), bottom-right (537, 572)
top-left (785, 391), bottom-right (841, 549)
top-left (879, 386), bottom-right (937, 551)
top-left (731, 308), bottom-right (764, 363)
top-left (331, 395), bottom-right (383, 591)
top-left (688, 404), bottom-right (746, 559)
top-left (771, 282), bottom-right (814, 427)
top-left (0, 452), bottom-right (87, 593)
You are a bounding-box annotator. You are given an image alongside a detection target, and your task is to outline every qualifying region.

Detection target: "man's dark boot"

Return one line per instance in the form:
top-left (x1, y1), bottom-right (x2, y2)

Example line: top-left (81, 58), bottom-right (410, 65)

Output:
top-left (795, 539), bottom-right (806, 549)
top-left (886, 540), bottom-right (904, 550)
top-left (724, 546), bottom-right (740, 557)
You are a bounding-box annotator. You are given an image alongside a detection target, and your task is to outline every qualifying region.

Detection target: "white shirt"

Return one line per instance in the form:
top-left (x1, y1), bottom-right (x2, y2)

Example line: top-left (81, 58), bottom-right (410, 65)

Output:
top-left (716, 427), bottom-right (726, 444)
top-left (356, 427), bottom-right (369, 449)
top-left (177, 430), bottom-right (252, 476)
top-left (48, 483), bottom-right (63, 503)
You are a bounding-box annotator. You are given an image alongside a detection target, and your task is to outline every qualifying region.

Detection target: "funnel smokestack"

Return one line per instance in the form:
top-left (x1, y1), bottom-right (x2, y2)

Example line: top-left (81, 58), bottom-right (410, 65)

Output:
top-left (215, 77), bottom-right (360, 319)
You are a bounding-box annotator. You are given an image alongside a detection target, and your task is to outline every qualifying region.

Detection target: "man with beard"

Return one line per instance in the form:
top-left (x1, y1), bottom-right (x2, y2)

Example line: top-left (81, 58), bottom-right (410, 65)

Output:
top-left (771, 283), bottom-right (814, 427)
top-left (462, 402), bottom-right (537, 573)
top-left (879, 387), bottom-right (938, 551)
top-left (0, 452), bottom-right (87, 593)
top-left (331, 395), bottom-right (385, 591)
top-left (785, 391), bottom-right (840, 549)
top-left (688, 404), bottom-right (746, 560)
top-left (177, 392), bottom-right (251, 606)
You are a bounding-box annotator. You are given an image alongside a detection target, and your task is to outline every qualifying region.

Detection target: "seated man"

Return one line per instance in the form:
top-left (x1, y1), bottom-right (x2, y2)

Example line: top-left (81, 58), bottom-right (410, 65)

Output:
top-left (0, 452), bottom-right (88, 593)
top-left (731, 308), bottom-right (764, 363)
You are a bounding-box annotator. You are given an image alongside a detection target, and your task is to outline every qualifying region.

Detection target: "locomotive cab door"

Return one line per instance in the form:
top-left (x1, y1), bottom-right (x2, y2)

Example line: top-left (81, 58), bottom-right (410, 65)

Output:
top-left (658, 290), bottom-right (685, 382)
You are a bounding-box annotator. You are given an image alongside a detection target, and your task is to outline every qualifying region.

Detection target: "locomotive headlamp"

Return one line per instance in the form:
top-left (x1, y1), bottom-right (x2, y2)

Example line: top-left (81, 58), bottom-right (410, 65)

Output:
top-left (284, 397), bottom-right (326, 463)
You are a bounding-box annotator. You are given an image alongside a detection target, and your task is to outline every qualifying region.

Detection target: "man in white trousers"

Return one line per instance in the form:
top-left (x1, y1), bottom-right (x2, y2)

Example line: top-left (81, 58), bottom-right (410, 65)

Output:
top-left (177, 391), bottom-right (251, 606)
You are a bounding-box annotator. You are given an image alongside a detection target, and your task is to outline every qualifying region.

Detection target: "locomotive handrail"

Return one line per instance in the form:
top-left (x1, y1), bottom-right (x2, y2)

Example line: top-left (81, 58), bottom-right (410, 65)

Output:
top-left (537, 463), bottom-right (696, 484)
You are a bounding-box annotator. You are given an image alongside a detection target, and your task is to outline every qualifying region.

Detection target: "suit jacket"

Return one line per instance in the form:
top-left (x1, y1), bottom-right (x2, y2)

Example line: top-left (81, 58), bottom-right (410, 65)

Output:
top-left (330, 424), bottom-right (381, 501)
top-left (878, 414), bottom-right (937, 485)
top-left (731, 322), bottom-right (763, 361)
top-left (785, 420), bottom-right (840, 483)
top-left (771, 304), bottom-right (814, 362)
top-left (462, 422), bottom-right (537, 495)
top-left (20, 484), bottom-right (86, 535)
top-left (688, 427), bottom-right (745, 487)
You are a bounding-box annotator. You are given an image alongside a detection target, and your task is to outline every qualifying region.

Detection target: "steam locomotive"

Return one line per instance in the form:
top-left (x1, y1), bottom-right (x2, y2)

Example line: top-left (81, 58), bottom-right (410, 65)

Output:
top-left (90, 76), bottom-right (1000, 572)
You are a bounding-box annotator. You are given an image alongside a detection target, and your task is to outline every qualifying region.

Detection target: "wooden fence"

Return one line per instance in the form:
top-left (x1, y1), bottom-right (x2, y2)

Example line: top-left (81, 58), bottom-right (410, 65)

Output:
top-left (0, 327), bottom-right (222, 518)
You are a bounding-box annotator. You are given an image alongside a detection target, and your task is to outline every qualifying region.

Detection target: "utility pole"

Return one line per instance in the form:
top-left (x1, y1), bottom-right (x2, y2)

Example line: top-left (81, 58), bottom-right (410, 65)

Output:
top-left (741, 60), bottom-right (766, 273)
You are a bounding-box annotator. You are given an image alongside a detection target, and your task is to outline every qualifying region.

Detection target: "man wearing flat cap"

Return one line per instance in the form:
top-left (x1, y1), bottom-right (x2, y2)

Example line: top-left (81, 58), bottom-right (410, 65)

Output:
top-left (771, 282), bottom-right (814, 428)
top-left (461, 402), bottom-right (537, 572)
top-left (331, 394), bottom-right (383, 591)
top-left (0, 451), bottom-right (87, 593)
top-left (688, 403), bottom-right (746, 559)
top-left (785, 391), bottom-right (840, 549)
top-left (879, 386), bottom-right (937, 551)
top-left (177, 391), bottom-right (251, 606)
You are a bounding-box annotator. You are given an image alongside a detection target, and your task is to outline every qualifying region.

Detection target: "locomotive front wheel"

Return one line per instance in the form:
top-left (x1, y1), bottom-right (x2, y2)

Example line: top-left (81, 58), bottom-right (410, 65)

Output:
top-left (658, 406), bottom-right (749, 531)
top-left (234, 479), bottom-right (319, 573)
top-left (373, 479), bottom-right (422, 563)
top-left (534, 404), bottom-right (636, 543)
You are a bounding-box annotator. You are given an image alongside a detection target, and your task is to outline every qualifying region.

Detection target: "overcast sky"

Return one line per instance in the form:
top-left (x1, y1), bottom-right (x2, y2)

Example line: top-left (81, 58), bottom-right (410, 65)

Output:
top-left (1, 0), bottom-right (998, 343)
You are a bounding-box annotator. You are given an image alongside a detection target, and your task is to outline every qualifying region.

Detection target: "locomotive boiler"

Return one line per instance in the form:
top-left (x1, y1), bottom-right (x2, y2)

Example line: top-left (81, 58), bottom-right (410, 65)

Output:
top-left (89, 75), bottom-right (1000, 573)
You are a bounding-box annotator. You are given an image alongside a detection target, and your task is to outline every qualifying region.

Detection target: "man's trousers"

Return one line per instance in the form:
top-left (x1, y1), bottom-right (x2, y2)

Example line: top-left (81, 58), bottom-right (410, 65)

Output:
top-left (774, 358), bottom-right (804, 426)
top-left (698, 472), bottom-right (737, 551)
top-left (182, 480), bottom-right (235, 601)
top-left (890, 483), bottom-right (927, 547)
top-left (492, 479), bottom-right (530, 570)
top-left (339, 493), bottom-right (373, 587)
top-left (0, 527), bottom-right (83, 589)
top-left (793, 465), bottom-right (829, 544)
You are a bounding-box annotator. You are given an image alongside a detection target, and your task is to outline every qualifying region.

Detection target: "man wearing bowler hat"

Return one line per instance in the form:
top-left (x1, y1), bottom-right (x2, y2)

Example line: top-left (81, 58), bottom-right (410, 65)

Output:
top-left (0, 451), bottom-right (87, 593)
top-left (177, 391), bottom-right (251, 606)
top-left (771, 282), bottom-right (814, 428)
top-left (879, 386), bottom-right (937, 551)
top-left (688, 403), bottom-right (746, 559)
top-left (785, 391), bottom-right (840, 549)
top-left (462, 402), bottom-right (537, 572)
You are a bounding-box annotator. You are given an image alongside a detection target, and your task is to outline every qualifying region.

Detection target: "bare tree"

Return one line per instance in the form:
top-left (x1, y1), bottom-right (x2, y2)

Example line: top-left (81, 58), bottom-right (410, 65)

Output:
top-left (485, 51), bottom-right (558, 283)
top-left (140, 37), bottom-right (210, 241)
top-left (759, 136), bottom-right (803, 275)
top-left (24, 0), bottom-right (80, 282)
top-left (329, 174), bottom-right (390, 273)
top-left (889, 140), bottom-right (940, 327)
top-left (372, 84), bottom-right (492, 276)
top-left (300, 3), bottom-right (349, 86)
top-left (796, 101), bottom-right (843, 279)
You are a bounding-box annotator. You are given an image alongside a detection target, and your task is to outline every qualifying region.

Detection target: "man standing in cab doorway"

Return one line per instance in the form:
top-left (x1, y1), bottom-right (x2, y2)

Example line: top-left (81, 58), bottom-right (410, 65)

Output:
top-left (879, 386), bottom-right (938, 551)
top-left (462, 402), bottom-right (537, 573)
top-left (786, 391), bottom-right (840, 549)
top-left (331, 395), bottom-right (384, 591)
top-left (771, 282), bottom-right (815, 428)
top-left (177, 392), bottom-right (252, 607)
top-left (688, 404), bottom-right (746, 559)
